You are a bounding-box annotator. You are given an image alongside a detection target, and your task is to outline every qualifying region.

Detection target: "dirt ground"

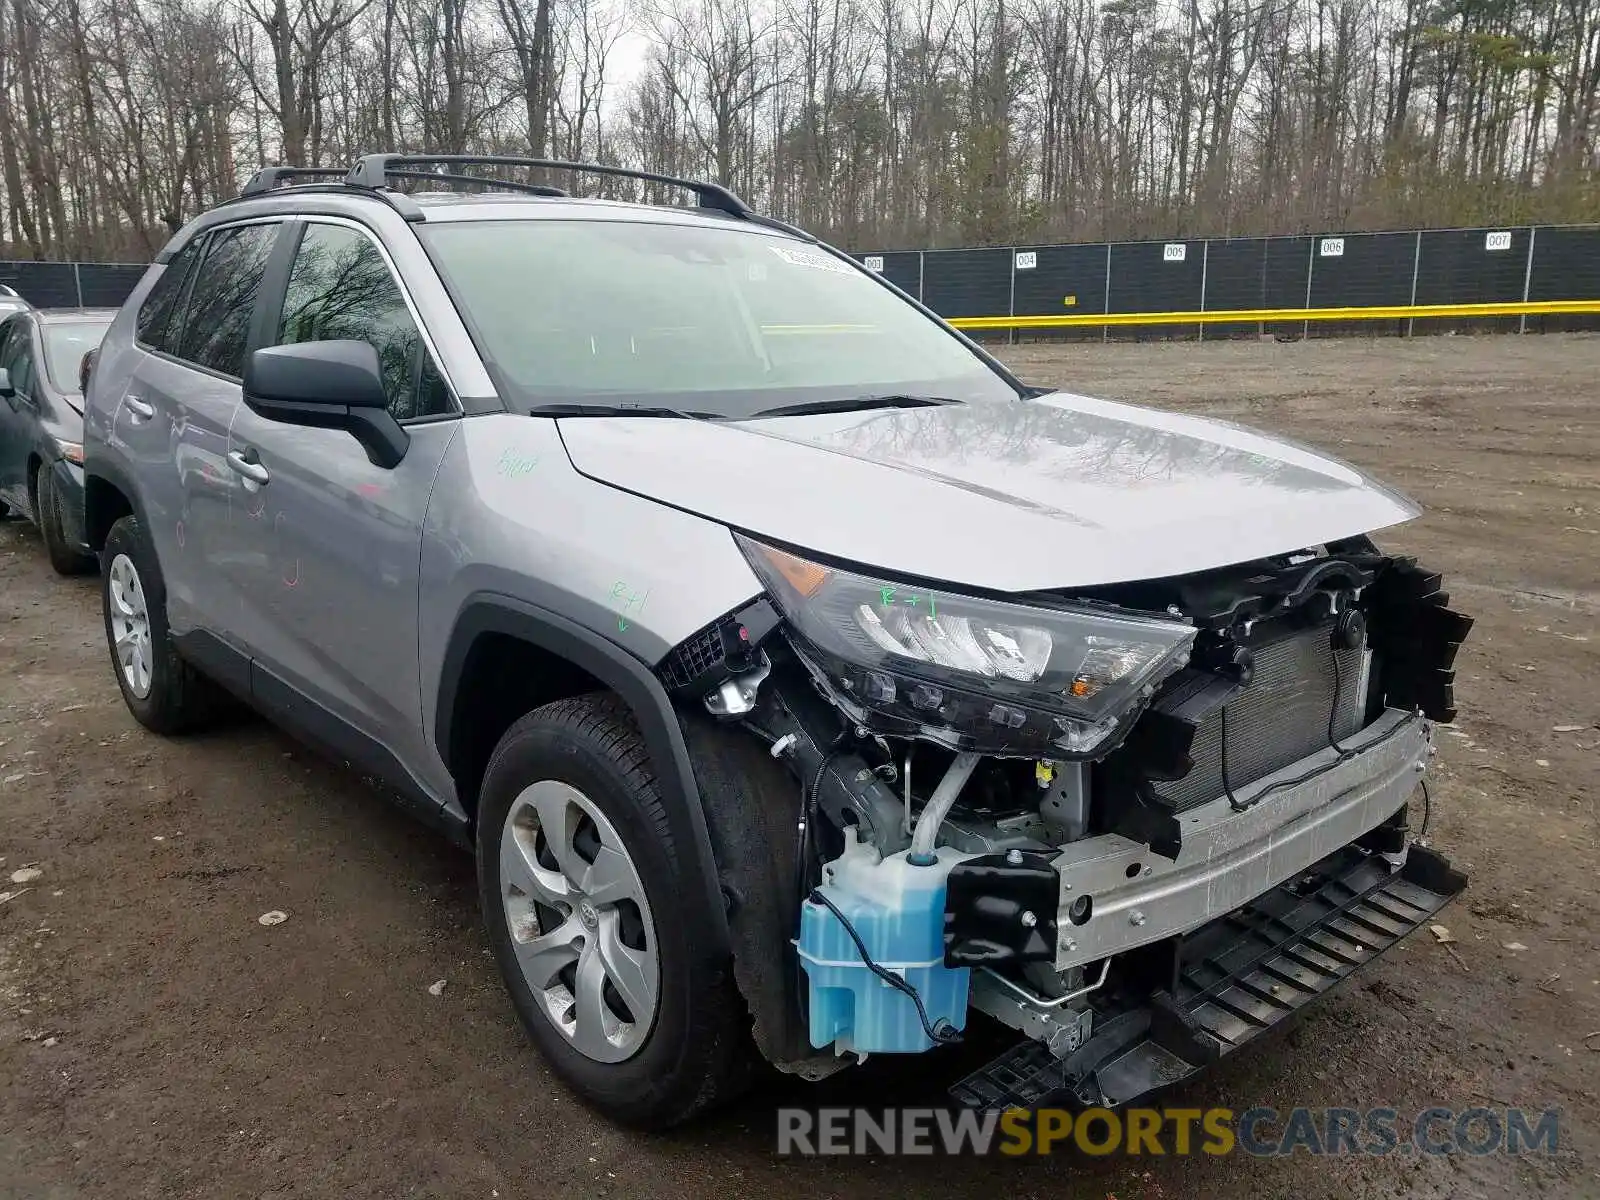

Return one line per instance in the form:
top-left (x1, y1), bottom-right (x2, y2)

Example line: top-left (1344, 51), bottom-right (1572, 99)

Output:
top-left (1, 334), bottom-right (1596, 1199)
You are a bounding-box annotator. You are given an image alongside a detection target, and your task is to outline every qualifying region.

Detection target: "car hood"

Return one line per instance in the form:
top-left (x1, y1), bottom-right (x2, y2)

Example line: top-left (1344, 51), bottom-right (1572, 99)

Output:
top-left (557, 392), bottom-right (1421, 593)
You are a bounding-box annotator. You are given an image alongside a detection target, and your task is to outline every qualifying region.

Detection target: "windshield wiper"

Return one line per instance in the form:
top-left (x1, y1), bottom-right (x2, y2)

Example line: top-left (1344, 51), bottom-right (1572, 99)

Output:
top-left (526, 402), bottom-right (722, 419)
top-left (744, 393), bottom-right (962, 419)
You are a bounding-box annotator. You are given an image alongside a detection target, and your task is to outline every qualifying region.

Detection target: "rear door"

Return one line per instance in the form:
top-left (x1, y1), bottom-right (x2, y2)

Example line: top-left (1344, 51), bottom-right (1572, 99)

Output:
top-left (224, 218), bottom-right (458, 782)
top-left (113, 220), bottom-right (285, 640)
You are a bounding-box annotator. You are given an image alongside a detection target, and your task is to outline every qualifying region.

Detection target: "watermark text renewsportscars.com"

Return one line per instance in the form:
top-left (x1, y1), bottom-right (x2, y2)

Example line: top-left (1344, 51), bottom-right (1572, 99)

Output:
top-left (775, 1105), bottom-right (1560, 1157)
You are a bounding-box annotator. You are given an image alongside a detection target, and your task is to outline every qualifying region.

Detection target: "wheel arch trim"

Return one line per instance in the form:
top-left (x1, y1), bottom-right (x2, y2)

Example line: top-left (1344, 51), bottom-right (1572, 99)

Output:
top-left (82, 456), bottom-right (145, 553)
top-left (436, 592), bottom-right (731, 956)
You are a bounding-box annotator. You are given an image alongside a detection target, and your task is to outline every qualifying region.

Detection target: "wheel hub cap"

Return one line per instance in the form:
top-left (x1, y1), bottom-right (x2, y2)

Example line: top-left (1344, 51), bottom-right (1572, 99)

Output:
top-left (107, 553), bottom-right (153, 700)
top-left (499, 780), bottom-right (660, 1063)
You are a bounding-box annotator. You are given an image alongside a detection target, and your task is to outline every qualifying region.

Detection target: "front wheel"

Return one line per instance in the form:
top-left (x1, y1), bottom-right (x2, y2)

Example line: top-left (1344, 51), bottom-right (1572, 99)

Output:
top-left (476, 694), bottom-right (753, 1128)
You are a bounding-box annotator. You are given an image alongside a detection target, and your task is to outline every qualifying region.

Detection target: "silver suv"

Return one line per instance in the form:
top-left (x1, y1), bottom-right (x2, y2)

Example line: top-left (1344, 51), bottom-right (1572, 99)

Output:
top-left (83, 155), bottom-right (1473, 1129)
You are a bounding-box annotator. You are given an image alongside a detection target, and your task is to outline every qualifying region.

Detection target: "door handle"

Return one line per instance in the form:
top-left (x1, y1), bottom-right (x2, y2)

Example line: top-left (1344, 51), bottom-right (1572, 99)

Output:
top-left (125, 395), bottom-right (155, 421)
top-left (227, 448), bottom-right (270, 487)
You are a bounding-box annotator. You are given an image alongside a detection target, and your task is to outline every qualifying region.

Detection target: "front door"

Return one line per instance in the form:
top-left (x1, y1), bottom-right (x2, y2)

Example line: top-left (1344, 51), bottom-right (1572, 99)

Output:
top-left (224, 219), bottom-right (459, 786)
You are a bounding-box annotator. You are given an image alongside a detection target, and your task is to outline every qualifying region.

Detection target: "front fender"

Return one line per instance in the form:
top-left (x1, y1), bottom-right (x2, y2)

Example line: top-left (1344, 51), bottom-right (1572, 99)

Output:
top-left (436, 594), bottom-right (732, 959)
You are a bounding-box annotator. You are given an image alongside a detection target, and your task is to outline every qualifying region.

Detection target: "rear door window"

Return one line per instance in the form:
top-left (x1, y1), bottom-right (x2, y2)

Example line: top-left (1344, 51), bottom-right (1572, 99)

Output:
top-left (176, 223), bottom-right (280, 377)
top-left (136, 237), bottom-right (206, 354)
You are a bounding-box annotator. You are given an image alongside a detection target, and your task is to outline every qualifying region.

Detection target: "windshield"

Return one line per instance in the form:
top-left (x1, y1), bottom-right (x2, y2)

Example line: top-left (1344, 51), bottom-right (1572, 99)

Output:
top-left (420, 219), bottom-right (1020, 416)
top-left (43, 320), bottom-right (110, 393)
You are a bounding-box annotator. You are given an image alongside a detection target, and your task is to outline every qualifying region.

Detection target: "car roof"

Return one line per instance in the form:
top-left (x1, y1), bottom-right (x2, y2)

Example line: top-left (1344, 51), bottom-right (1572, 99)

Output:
top-left (397, 192), bottom-right (750, 223)
top-left (34, 308), bottom-right (117, 324)
top-left (205, 188), bottom-right (795, 233)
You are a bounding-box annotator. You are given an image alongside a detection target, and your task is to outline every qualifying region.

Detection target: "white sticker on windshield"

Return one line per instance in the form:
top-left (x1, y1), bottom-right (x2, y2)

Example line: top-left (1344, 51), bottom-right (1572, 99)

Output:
top-left (769, 244), bottom-right (857, 275)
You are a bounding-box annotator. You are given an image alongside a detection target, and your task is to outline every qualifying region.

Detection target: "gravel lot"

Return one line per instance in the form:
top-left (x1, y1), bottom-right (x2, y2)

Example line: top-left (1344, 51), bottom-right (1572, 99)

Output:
top-left (1, 334), bottom-right (1596, 1199)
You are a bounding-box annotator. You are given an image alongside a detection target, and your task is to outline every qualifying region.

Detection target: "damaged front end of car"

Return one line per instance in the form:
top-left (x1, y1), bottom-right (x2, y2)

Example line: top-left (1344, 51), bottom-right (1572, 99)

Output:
top-left (657, 532), bottom-right (1474, 1109)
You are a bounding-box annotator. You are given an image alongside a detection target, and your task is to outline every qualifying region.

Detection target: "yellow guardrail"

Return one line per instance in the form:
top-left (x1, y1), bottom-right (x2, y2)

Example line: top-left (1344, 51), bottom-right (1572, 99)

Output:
top-left (946, 299), bottom-right (1600, 331)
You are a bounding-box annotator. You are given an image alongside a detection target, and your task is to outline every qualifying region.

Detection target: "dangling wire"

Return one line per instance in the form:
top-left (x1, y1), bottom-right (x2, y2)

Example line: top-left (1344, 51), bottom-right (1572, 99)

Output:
top-left (794, 735), bottom-right (848, 909)
top-left (1221, 705), bottom-right (1246, 812)
top-left (1327, 633), bottom-right (1356, 758)
top-left (1225, 618), bottom-right (1364, 814)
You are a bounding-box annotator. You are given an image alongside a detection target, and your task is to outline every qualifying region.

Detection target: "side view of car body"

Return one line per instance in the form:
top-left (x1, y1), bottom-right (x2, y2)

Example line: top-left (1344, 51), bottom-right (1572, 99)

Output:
top-left (82, 156), bottom-right (1473, 1130)
top-left (0, 307), bottom-right (115, 573)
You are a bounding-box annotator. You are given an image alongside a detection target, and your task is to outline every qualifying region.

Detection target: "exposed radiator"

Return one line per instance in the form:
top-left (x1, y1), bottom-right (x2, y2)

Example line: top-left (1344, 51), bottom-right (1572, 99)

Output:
top-left (1150, 623), bottom-right (1367, 812)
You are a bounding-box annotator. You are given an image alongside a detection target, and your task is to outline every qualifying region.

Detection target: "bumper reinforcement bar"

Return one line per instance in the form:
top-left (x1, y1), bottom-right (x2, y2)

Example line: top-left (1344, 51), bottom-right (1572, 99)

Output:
top-left (950, 841), bottom-right (1467, 1110)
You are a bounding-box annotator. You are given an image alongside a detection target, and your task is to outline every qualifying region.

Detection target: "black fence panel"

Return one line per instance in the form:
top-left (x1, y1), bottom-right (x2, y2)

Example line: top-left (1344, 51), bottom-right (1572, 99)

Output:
top-left (1108, 239), bottom-right (1204, 339)
top-left (0, 262), bottom-right (81, 307)
top-left (860, 250), bottom-right (922, 301)
top-left (1308, 231), bottom-right (1417, 337)
top-left (1527, 226), bottom-right (1600, 333)
top-left (1202, 238), bottom-right (1269, 338)
top-left (1414, 227), bottom-right (1528, 303)
top-left (1411, 227), bottom-right (1527, 334)
top-left (921, 248), bottom-right (1011, 320)
top-left (1262, 236), bottom-right (1315, 338)
top-left (1308, 232), bottom-right (1417, 306)
top-left (1, 260), bottom-right (146, 309)
top-left (1013, 242), bottom-right (1110, 340)
top-left (78, 263), bottom-right (147, 308)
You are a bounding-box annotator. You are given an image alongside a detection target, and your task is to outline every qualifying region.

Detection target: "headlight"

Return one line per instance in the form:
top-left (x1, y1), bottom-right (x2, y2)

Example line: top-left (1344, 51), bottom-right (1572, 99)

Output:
top-left (737, 535), bottom-right (1196, 756)
top-left (57, 441), bottom-right (84, 465)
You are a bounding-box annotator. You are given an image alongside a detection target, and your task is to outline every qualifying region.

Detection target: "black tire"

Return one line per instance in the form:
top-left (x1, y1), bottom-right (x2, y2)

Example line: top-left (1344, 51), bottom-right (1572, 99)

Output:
top-left (101, 514), bottom-right (222, 734)
top-left (476, 694), bottom-right (754, 1129)
top-left (37, 461), bottom-right (95, 576)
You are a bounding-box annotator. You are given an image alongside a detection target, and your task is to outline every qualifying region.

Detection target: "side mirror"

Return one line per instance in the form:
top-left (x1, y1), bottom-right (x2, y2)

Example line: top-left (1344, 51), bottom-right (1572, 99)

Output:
top-left (0, 367), bottom-right (12, 398)
top-left (243, 340), bottom-right (408, 468)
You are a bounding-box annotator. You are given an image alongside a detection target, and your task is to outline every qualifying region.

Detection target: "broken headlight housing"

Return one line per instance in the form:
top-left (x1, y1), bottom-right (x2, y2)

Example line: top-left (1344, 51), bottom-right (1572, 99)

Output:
top-left (738, 535), bottom-right (1197, 756)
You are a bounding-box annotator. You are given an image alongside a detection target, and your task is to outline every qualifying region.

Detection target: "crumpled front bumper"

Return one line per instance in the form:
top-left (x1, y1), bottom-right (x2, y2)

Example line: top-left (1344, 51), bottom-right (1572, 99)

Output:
top-left (49, 458), bottom-right (90, 555)
top-left (1051, 708), bottom-right (1430, 971)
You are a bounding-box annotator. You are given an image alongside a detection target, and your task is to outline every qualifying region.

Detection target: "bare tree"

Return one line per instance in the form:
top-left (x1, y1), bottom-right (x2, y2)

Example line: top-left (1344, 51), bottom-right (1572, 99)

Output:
top-left (0, 0), bottom-right (1596, 259)
top-left (496, 0), bottom-right (556, 157)
top-left (236, 0), bottom-right (374, 165)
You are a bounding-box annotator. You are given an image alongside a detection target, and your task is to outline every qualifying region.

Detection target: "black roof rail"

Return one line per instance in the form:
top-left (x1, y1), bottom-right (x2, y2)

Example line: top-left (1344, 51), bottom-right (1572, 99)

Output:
top-left (224, 169), bottom-right (426, 222)
top-left (230, 155), bottom-right (814, 237)
top-left (240, 166), bottom-right (348, 196)
top-left (385, 168), bottom-right (567, 198)
top-left (345, 154), bottom-right (753, 218)
top-left (743, 213), bottom-right (820, 243)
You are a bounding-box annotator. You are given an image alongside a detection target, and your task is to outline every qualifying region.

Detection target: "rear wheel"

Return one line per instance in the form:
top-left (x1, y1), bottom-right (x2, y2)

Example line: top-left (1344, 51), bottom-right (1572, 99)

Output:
top-left (101, 515), bottom-right (222, 734)
top-left (477, 694), bottom-right (753, 1128)
top-left (37, 461), bottom-right (95, 575)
